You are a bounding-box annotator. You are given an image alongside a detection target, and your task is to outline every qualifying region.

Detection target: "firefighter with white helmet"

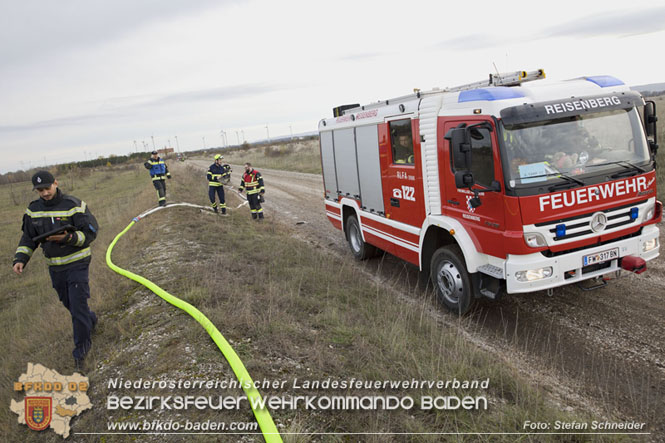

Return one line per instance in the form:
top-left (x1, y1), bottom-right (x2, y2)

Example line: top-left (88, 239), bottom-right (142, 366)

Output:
top-left (207, 154), bottom-right (228, 214)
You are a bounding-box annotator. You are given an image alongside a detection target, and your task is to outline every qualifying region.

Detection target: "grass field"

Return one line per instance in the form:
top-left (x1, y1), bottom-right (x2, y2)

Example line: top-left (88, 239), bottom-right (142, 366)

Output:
top-left (1, 162), bottom-right (612, 441)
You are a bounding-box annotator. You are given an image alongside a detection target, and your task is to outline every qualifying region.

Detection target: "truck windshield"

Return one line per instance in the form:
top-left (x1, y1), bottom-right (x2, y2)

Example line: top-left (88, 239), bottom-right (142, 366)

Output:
top-left (501, 108), bottom-right (650, 187)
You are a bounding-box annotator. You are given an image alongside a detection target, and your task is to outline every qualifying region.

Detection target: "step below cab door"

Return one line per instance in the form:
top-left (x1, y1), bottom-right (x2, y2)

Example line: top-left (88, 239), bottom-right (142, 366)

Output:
top-left (439, 118), bottom-right (506, 259)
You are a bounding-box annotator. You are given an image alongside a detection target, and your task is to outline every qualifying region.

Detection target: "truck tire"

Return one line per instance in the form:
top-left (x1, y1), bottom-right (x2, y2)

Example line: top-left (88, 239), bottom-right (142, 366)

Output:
top-left (430, 245), bottom-right (474, 315)
top-left (345, 216), bottom-right (377, 260)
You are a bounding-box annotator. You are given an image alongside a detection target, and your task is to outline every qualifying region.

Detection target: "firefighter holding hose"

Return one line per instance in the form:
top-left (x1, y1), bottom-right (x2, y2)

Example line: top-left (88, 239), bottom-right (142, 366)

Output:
top-left (12, 171), bottom-right (99, 370)
top-left (207, 154), bottom-right (228, 215)
top-left (144, 150), bottom-right (171, 206)
top-left (238, 163), bottom-right (265, 220)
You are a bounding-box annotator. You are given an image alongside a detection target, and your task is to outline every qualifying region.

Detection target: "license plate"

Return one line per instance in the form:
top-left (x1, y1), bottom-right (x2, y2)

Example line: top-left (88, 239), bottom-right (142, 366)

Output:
top-left (583, 248), bottom-right (619, 266)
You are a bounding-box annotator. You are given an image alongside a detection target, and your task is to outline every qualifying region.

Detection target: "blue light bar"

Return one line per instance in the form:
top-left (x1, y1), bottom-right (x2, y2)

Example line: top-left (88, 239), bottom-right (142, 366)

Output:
top-left (555, 224), bottom-right (566, 238)
top-left (458, 87), bottom-right (526, 103)
top-left (585, 76), bottom-right (624, 88)
top-left (630, 207), bottom-right (639, 220)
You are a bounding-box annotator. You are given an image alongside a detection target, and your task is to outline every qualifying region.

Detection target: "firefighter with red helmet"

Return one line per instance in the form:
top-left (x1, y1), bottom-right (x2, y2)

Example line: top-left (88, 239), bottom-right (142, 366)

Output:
top-left (238, 163), bottom-right (265, 220)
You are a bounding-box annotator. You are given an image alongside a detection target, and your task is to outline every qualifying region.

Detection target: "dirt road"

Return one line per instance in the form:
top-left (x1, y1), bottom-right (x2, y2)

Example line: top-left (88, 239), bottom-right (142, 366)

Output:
top-left (190, 159), bottom-right (665, 438)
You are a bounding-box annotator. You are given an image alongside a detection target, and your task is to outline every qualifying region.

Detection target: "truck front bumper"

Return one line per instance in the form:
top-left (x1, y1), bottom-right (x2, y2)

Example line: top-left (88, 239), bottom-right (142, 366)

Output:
top-left (505, 225), bottom-right (660, 294)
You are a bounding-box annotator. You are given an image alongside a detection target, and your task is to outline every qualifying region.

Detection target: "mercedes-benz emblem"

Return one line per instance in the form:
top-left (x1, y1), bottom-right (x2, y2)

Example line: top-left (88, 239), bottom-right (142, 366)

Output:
top-left (589, 212), bottom-right (608, 233)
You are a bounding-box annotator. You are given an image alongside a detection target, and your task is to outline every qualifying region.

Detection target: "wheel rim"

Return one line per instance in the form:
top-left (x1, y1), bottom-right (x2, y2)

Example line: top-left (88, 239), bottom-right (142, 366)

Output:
top-left (349, 223), bottom-right (362, 253)
top-left (436, 260), bottom-right (463, 304)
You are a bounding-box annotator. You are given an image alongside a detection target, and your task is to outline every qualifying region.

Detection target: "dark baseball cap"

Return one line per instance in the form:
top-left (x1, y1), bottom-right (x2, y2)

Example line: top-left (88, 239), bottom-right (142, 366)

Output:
top-left (151, 150), bottom-right (158, 155)
top-left (32, 171), bottom-right (55, 190)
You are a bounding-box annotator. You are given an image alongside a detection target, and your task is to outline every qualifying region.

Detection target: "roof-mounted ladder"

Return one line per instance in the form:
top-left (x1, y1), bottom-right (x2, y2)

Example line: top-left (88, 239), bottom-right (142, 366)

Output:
top-left (445, 69), bottom-right (546, 92)
top-left (334, 69), bottom-right (546, 116)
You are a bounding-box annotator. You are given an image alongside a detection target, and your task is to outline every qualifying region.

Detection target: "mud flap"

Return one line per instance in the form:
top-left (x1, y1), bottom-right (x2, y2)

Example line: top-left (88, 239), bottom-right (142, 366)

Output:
top-left (472, 272), bottom-right (504, 300)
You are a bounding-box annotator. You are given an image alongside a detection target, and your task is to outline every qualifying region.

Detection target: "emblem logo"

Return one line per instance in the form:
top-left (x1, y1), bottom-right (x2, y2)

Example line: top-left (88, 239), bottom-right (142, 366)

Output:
top-left (466, 195), bottom-right (477, 213)
top-left (25, 397), bottom-right (52, 431)
top-left (37, 177), bottom-right (42, 183)
top-left (589, 212), bottom-right (608, 233)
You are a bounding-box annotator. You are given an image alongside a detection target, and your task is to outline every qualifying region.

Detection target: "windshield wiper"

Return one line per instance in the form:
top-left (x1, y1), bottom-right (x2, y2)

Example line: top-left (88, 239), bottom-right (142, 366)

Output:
top-left (586, 160), bottom-right (646, 178)
top-left (516, 171), bottom-right (585, 190)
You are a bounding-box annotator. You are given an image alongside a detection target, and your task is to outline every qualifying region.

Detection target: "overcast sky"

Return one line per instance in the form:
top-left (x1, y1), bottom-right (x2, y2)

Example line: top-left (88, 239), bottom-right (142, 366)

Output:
top-left (1, 0), bottom-right (664, 173)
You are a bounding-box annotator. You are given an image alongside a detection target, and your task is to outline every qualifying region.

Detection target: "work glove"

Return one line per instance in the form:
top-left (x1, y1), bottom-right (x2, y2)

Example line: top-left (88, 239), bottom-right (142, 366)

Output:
top-left (238, 188), bottom-right (244, 193)
top-left (143, 162), bottom-right (151, 169)
top-left (259, 195), bottom-right (265, 203)
top-left (167, 175), bottom-right (172, 179)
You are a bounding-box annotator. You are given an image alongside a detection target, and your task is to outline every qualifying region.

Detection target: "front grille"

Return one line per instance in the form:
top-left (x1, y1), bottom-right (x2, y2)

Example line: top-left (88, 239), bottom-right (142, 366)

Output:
top-left (549, 208), bottom-right (637, 241)
top-left (535, 200), bottom-right (647, 242)
top-left (534, 200), bottom-right (647, 227)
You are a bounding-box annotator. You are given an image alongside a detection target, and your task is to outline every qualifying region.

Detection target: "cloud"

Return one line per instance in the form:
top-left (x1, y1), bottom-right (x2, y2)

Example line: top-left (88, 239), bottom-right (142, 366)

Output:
top-left (0, 83), bottom-right (286, 133)
top-left (0, 0), bottom-right (230, 64)
top-left (436, 34), bottom-right (503, 51)
top-left (435, 6), bottom-right (665, 52)
top-left (142, 83), bottom-right (284, 107)
top-left (541, 6), bottom-right (665, 38)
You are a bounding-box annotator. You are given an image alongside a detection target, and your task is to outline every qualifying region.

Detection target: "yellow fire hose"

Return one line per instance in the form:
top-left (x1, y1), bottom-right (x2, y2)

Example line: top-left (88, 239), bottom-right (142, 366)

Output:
top-left (105, 204), bottom-right (282, 442)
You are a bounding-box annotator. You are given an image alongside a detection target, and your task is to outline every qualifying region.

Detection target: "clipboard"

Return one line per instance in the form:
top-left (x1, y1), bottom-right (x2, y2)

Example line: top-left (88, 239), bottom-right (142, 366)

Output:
top-left (31, 225), bottom-right (75, 243)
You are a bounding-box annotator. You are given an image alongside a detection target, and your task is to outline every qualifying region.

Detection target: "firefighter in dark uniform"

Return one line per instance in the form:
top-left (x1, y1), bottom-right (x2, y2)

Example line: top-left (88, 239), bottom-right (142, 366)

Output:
top-left (238, 163), bottom-right (265, 220)
top-left (12, 171), bottom-right (99, 370)
top-left (207, 154), bottom-right (228, 214)
top-left (144, 150), bottom-right (171, 206)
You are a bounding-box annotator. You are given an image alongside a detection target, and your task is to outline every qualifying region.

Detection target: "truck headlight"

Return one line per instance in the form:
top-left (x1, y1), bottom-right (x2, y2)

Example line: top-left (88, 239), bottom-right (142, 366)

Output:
top-left (524, 232), bottom-right (547, 248)
top-left (643, 238), bottom-right (658, 252)
top-left (515, 267), bottom-right (553, 282)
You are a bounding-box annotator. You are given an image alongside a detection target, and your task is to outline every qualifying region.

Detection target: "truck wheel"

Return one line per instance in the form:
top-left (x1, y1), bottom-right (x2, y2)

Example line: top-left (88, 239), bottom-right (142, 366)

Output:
top-left (430, 245), bottom-right (474, 315)
top-left (345, 216), bottom-right (376, 260)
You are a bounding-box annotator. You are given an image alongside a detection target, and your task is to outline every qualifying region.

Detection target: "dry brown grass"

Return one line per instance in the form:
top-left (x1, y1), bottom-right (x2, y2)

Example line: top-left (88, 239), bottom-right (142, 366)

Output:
top-left (1, 163), bottom-right (614, 442)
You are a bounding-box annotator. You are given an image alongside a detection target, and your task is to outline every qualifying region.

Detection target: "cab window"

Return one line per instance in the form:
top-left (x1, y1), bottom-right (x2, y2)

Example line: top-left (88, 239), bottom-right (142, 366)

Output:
top-left (452, 126), bottom-right (495, 187)
top-left (390, 120), bottom-right (414, 165)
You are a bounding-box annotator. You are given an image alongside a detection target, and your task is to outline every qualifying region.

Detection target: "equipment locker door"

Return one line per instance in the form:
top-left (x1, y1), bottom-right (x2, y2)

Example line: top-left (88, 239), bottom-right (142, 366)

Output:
top-left (439, 118), bottom-right (506, 259)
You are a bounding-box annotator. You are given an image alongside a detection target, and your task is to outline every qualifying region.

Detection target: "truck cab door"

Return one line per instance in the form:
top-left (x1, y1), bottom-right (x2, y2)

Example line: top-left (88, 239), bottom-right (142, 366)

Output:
top-left (439, 119), bottom-right (507, 259)
top-left (380, 118), bottom-right (425, 228)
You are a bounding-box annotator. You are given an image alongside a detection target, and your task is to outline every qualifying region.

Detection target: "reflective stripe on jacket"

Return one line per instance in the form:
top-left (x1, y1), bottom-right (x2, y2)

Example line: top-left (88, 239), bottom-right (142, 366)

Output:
top-left (239, 169), bottom-right (264, 195)
top-left (13, 189), bottom-right (99, 269)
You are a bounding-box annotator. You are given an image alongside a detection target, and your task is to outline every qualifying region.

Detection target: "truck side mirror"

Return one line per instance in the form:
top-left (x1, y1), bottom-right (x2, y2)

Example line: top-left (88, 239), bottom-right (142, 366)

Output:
top-left (445, 127), bottom-right (472, 170)
top-left (644, 101), bottom-right (659, 156)
top-left (454, 171), bottom-right (474, 189)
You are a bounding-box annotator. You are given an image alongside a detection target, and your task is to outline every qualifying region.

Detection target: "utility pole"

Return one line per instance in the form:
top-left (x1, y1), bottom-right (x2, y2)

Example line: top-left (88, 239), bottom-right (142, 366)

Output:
top-left (289, 125), bottom-right (293, 140)
top-left (202, 136), bottom-right (206, 149)
top-left (266, 124), bottom-right (270, 143)
top-left (134, 140), bottom-right (138, 153)
top-left (241, 130), bottom-right (245, 143)
top-left (175, 136), bottom-right (180, 153)
top-left (151, 135), bottom-right (156, 150)
top-left (235, 131), bottom-right (239, 145)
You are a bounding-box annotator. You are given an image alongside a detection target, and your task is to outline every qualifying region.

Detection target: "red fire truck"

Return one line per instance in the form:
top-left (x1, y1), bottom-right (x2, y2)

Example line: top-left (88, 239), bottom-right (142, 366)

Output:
top-left (318, 69), bottom-right (661, 314)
